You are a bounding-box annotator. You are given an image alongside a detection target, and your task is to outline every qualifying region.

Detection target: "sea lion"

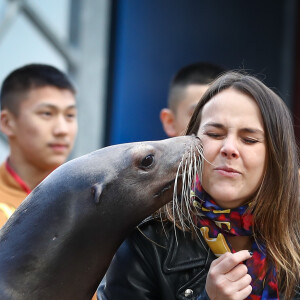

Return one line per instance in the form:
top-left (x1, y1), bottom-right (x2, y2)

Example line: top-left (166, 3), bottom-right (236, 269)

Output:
top-left (0, 135), bottom-right (202, 300)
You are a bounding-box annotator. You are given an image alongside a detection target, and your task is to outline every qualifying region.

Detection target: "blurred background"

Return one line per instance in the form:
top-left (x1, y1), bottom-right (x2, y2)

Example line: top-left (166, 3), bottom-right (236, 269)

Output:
top-left (0, 0), bottom-right (299, 162)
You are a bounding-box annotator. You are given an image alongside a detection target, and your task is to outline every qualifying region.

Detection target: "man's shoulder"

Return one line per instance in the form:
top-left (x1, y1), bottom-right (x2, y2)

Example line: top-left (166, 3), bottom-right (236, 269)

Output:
top-left (0, 161), bottom-right (6, 177)
top-left (0, 161), bottom-right (27, 225)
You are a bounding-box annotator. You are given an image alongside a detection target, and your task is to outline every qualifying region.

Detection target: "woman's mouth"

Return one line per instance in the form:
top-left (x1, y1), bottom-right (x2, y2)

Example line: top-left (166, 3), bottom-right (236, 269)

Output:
top-left (214, 167), bottom-right (241, 177)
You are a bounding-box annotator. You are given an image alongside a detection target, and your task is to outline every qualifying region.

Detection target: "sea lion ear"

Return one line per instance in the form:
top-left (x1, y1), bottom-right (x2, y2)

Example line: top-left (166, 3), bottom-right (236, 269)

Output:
top-left (91, 183), bottom-right (104, 205)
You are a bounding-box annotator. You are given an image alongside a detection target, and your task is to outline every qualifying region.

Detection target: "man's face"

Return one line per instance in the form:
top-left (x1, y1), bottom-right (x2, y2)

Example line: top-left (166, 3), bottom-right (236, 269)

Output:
top-left (173, 84), bottom-right (209, 136)
top-left (9, 86), bottom-right (77, 171)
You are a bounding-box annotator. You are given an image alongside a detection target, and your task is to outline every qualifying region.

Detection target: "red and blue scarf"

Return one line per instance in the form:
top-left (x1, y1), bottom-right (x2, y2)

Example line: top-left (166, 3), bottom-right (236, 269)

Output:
top-left (192, 178), bottom-right (279, 300)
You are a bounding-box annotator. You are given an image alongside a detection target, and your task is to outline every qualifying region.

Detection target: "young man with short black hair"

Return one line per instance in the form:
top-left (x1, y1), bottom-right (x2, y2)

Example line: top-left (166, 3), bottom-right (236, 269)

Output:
top-left (0, 63), bottom-right (78, 227)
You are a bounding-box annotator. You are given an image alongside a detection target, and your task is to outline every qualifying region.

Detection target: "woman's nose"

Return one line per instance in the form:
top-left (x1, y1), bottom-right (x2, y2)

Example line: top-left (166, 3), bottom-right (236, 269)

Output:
top-left (220, 137), bottom-right (239, 158)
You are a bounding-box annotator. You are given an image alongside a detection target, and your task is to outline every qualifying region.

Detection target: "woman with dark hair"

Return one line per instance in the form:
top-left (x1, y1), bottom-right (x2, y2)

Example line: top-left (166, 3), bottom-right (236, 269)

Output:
top-left (98, 72), bottom-right (300, 300)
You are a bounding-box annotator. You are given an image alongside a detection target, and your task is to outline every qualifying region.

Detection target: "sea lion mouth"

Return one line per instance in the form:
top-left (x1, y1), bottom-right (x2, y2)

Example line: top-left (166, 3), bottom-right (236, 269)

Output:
top-left (153, 176), bottom-right (181, 199)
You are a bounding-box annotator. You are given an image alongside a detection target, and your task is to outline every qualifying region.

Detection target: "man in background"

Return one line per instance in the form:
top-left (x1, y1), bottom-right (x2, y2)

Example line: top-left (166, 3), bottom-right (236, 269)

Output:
top-left (160, 62), bottom-right (225, 137)
top-left (0, 63), bottom-right (78, 227)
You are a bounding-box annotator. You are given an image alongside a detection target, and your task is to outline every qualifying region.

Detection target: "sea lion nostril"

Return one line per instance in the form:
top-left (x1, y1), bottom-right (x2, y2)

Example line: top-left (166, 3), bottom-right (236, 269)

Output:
top-left (141, 154), bottom-right (154, 168)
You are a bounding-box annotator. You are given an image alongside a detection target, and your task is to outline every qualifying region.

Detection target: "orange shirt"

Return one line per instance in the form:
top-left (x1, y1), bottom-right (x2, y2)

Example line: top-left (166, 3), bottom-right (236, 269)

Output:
top-left (0, 160), bottom-right (30, 228)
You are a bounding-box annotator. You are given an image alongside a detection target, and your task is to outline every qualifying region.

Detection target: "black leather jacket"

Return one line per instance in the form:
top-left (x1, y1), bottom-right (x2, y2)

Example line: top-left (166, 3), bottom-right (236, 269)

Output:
top-left (97, 217), bottom-right (215, 300)
top-left (97, 217), bottom-right (300, 300)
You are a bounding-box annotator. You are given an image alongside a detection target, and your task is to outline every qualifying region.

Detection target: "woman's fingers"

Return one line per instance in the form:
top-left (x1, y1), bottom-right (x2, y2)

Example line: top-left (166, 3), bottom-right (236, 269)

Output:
top-left (210, 251), bottom-right (232, 267)
top-left (213, 250), bottom-right (251, 274)
top-left (224, 263), bottom-right (248, 282)
top-left (214, 273), bottom-right (252, 298)
top-left (206, 250), bottom-right (253, 300)
top-left (235, 284), bottom-right (253, 300)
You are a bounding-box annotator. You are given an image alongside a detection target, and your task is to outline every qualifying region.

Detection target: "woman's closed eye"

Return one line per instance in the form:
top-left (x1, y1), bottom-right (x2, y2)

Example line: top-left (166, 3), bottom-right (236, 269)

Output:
top-left (205, 132), bottom-right (260, 145)
top-left (242, 137), bottom-right (259, 144)
top-left (205, 132), bottom-right (224, 139)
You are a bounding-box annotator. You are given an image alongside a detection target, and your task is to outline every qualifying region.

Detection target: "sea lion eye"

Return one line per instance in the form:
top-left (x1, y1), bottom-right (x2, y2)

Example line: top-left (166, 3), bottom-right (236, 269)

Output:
top-left (141, 154), bottom-right (154, 168)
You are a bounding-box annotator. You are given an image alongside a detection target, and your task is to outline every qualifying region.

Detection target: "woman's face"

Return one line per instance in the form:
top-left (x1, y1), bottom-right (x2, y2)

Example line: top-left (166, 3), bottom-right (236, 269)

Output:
top-left (197, 88), bottom-right (266, 208)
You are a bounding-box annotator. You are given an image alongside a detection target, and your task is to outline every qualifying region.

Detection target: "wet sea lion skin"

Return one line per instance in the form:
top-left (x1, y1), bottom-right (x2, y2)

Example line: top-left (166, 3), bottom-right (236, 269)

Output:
top-left (0, 136), bottom-right (201, 299)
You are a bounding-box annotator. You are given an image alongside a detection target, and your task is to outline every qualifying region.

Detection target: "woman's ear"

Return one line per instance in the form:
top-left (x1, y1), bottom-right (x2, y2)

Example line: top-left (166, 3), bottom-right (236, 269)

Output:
top-left (160, 108), bottom-right (178, 137)
top-left (0, 110), bottom-right (16, 137)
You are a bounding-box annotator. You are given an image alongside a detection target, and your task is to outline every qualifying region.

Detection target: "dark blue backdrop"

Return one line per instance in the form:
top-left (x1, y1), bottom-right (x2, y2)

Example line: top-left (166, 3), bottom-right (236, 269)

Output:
top-left (106, 0), bottom-right (289, 145)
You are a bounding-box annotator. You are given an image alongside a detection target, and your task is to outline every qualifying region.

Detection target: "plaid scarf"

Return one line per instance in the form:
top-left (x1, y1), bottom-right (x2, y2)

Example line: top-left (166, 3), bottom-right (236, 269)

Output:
top-left (192, 178), bottom-right (279, 300)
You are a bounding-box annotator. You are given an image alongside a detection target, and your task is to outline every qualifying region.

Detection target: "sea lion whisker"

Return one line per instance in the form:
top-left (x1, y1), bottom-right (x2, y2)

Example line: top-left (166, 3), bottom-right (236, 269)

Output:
top-left (179, 159), bottom-right (189, 227)
top-left (170, 145), bottom-right (207, 249)
top-left (194, 146), bottom-right (204, 182)
top-left (190, 152), bottom-right (208, 248)
top-left (184, 160), bottom-right (195, 224)
top-left (158, 211), bottom-right (169, 239)
top-left (186, 154), bottom-right (194, 197)
top-left (180, 155), bottom-right (193, 231)
top-left (180, 157), bottom-right (205, 245)
top-left (136, 226), bottom-right (167, 249)
top-left (181, 150), bottom-right (197, 214)
top-left (172, 159), bottom-right (185, 243)
top-left (173, 157), bottom-right (189, 235)
top-left (196, 146), bottom-right (216, 168)
top-left (171, 144), bottom-right (204, 243)
top-left (181, 155), bottom-right (192, 228)
top-left (193, 152), bottom-right (200, 187)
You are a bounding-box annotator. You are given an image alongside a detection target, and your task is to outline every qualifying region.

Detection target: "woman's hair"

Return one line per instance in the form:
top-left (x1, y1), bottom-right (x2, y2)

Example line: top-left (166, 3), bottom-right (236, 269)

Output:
top-left (163, 71), bottom-right (300, 298)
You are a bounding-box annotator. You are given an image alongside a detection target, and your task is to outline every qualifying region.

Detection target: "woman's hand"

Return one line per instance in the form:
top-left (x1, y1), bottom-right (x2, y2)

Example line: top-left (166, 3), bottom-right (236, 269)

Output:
top-left (205, 250), bottom-right (252, 300)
